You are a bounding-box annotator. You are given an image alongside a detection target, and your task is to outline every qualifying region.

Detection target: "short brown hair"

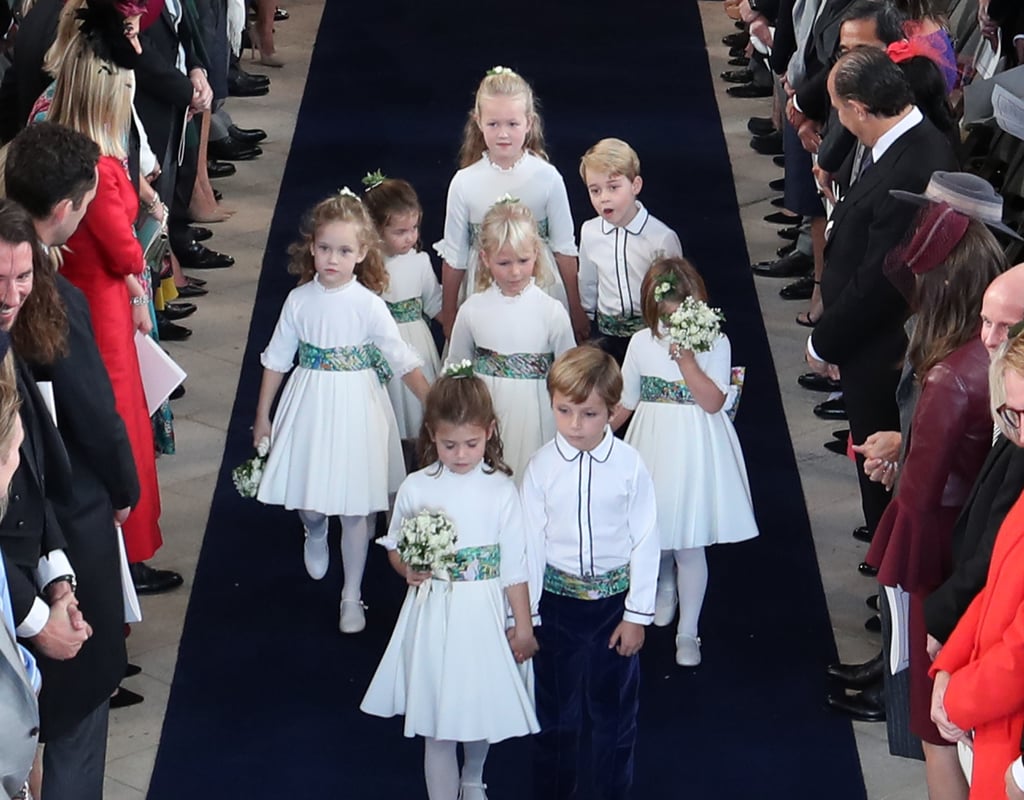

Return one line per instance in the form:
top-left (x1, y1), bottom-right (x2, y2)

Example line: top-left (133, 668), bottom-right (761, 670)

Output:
top-left (640, 256), bottom-right (708, 334)
top-left (579, 137), bottom-right (641, 182)
top-left (547, 346), bottom-right (622, 411)
top-left (418, 373), bottom-right (511, 476)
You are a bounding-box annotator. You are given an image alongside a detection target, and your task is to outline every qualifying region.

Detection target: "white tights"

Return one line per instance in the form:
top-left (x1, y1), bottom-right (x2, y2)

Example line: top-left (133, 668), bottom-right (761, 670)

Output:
top-left (296, 510), bottom-right (374, 601)
top-left (658, 547), bottom-right (708, 638)
top-left (423, 738), bottom-right (489, 800)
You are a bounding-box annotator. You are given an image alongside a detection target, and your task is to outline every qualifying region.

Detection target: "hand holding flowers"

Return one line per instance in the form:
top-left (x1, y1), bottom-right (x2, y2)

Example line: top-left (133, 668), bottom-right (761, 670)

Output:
top-left (396, 510), bottom-right (458, 602)
top-left (664, 295), bottom-right (724, 356)
top-left (232, 436), bottom-right (269, 498)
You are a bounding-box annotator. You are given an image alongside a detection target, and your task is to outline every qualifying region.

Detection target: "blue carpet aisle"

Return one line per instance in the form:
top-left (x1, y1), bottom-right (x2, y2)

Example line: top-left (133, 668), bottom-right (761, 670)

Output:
top-left (147, 1), bottom-right (868, 797)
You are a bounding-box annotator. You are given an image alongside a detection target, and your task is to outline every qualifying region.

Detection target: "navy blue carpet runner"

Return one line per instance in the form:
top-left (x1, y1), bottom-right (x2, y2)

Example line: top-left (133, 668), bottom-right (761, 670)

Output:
top-left (147, 1), bottom-right (868, 796)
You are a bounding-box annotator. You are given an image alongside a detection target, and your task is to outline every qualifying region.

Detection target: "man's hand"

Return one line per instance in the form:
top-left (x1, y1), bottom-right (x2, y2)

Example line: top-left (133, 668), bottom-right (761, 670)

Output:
top-left (749, 17), bottom-right (772, 48)
top-left (188, 68), bottom-right (213, 113)
top-left (608, 620), bottom-right (645, 657)
top-left (785, 97), bottom-right (806, 128)
top-left (114, 507), bottom-right (131, 525)
top-left (31, 593), bottom-right (92, 660)
top-left (797, 119), bottom-right (821, 154)
top-left (813, 164), bottom-right (837, 204)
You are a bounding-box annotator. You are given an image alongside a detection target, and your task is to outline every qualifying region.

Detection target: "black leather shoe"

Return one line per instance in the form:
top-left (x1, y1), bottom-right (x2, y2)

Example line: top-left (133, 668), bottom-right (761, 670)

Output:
top-left (797, 372), bottom-right (840, 392)
top-left (728, 56), bottom-right (750, 67)
top-left (778, 225), bottom-right (801, 241)
top-left (770, 196), bottom-right (787, 208)
top-left (157, 316), bottom-right (192, 341)
top-left (188, 226), bottom-right (213, 243)
top-left (824, 439), bottom-right (846, 455)
top-left (777, 242), bottom-right (796, 258)
top-left (207, 160), bottom-right (236, 179)
top-left (813, 397), bottom-right (847, 420)
top-left (780, 275), bottom-right (815, 300)
top-left (163, 302), bottom-right (197, 320)
top-left (827, 652), bottom-right (884, 689)
top-left (858, 561), bottom-right (879, 578)
top-left (228, 124), bottom-right (267, 144)
top-left (769, 177), bottom-right (785, 192)
top-left (125, 663), bottom-right (142, 677)
top-left (129, 561), bottom-right (184, 594)
top-left (864, 614), bottom-right (881, 632)
top-left (228, 72), bottom-right (270, 97)
top-left (169, 384), bottom-right (186, 400)
top-left (110, 686), bottom-right (144, 708)
top-left (236, 67), bottom-right (270, 85)
top-left (747, 116), bottom-right (775, 136)
top-left (828, 680), bottom-right (885, 722)
top-left (751, 131), bottom-right (784, 155)
top-left (853, 526), bottom-right (873, 543)
top-left (723, 31), bottom-right (748, 47)
top-left (721, 68), bottom-right (753, 84)
top-left (175, 282), bottom-right (208, 298)
top-left (728, 46), bottom-right (746, 58)
top-left (764, 210), bottom-right (801, 225)
top-left (867, 594), bottom-right (880, 611)
top-left (208, 136), bottom-right (262, 161)
top-left (773, 155), bottom-right (785, 168)
top-left (178, 242), bottom-right (234, 270)
top-left (727, 83), bottom-right (772, 99)
top-left (833, 429), bottom-right (849, 441)
top-left (274, 6), bottom-right (289, 20)
top-left (186, 275), bottom-right (207, 287)
top-left (752, 250), bottom-right (813, 278)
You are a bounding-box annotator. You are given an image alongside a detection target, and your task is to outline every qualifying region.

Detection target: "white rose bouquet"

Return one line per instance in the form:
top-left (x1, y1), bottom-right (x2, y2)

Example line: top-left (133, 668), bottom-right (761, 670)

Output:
top-left (232, 436), bottom-right (269, 498)
top-left (397, 510), bottom-right (458, 574)
top-left (664, 296), bottom-right (725, 354)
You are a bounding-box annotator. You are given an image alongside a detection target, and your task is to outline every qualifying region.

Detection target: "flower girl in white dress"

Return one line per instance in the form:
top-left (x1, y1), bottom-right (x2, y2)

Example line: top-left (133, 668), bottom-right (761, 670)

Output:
top-left (361, 366), bottom-right (539, 800)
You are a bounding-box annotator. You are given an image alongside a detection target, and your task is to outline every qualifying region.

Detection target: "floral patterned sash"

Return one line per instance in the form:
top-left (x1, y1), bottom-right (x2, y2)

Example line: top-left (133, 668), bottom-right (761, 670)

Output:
top-left (597, 312), bottom-right (645, 338)
top-left (639, 367), bottom-right (747, 421)
top-left (297, 341), bottom-right (393, 385)
top-left (543, 564), bottom-right (630, 600)
top-left (473, 347), bottom-right (553, 380)
top-left (447, 545), bottom-right (500, 581)
top-left (386, 297), bottom-right (424, 324)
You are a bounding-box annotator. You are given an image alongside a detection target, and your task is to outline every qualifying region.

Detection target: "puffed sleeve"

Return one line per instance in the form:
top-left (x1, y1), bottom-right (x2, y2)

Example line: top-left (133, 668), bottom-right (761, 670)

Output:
top-left (520, 457), bottom-right (548, 622)
top-left (260, 291), bottom-right (301, 372)
top-left (704, 334), bottom-right (738, 412)
top-left (496, 480), bottom-right (529, 587)
top-left (548, 301), bottom-right (576, 357)
top-left (620, 334), bottom-right (642, 411)
top-left (80, 158), bottom-right (143, 277)
top-left (433, 173), bottom-right (471, 269)
top-left (623, 454), bottom-right (659, 625)
top-left (379, 477), bottom-right (415, 550)
top-left (447, 301), bottom-right (476, 364)
top-left (367, 294), bottom-right (422, 376)
top-left (419, 254), bottom-right (443, 319)
top-left (544, 168), bottom-right (578, 257)
top-left (578, 223), bottom-right (598, 315)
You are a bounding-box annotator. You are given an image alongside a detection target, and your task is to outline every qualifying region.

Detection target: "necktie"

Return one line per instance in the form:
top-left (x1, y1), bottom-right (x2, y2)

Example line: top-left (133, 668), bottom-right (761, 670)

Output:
top-left (858, 149), bottom-right (874, 179)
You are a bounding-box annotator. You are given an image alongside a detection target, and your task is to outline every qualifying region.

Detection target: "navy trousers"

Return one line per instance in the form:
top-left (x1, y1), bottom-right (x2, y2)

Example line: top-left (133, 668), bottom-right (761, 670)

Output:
top-left (533, 591), bottom-right (640, 800)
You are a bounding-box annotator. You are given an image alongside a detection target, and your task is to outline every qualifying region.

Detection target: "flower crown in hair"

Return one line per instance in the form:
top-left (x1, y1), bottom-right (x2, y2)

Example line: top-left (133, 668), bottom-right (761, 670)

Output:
top-left (653, 271), bottom-right (679, 303)
top-left (486, 65), bottom-right (516, 77)
top-left (336, 186), bottom-right (360, 201)
top-left (361, 170), bottom-right (386, 192)
top-left (493, 193), bottom-right (520, 207)
top-left (442, 359), bottom-right (474, 379)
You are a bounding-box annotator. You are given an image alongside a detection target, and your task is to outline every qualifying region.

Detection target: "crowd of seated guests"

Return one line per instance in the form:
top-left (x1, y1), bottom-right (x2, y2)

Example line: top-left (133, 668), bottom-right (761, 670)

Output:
top-left (721, 0), bottom-right (1024, 796)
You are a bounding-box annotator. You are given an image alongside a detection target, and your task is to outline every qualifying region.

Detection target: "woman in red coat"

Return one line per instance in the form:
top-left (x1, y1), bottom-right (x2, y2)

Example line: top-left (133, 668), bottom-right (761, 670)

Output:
top-left (931, 334), bottom-right (1024, 799)
top-left (45, 35), bottom-right (164, 570)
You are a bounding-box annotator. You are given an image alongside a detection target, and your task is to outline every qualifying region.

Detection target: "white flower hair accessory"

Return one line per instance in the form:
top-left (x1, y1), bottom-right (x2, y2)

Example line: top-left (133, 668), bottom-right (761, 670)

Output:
top-left (336, 186), bottom-right (360, 201)
top-left (653, 271), bottom-right (679, 303)
top-left (493, 193), bottom-right (520, 206)
top-left (486, 65), bottom-right (515, 77)
top-left (442, 359), bottom-right (474, 378)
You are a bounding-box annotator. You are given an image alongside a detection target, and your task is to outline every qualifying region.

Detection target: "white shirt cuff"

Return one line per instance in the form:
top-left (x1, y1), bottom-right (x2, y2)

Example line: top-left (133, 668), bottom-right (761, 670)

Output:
top-left (623, 609), bottom-right (654, 625)
top-left (15, 597), bottom-right (49, 638)
top-left (792, 95), bottom-right (803, 114)
top-left (1014, 34), bottom-right (1024, 43)
top-left (806, 334), bottom-right (825, 364)
top-left (1012, 757), bottom-right (1024, 791)
top-left (35, 549), bottom-right (75, 591)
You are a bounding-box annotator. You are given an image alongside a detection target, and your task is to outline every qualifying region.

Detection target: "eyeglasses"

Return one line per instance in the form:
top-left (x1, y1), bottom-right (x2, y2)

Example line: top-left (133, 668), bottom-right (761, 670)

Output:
top-left (998, 403), bottom-right (1023, 432)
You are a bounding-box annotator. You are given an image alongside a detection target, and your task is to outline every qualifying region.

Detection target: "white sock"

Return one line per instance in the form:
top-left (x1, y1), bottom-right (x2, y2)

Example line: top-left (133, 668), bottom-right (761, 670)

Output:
top-left (657, 550), bottom-right (675, 593)
top-left (460, 740), bottom-right (490, 786)
top-left (297, 510), bottom-right (328, 541)
top-left (339, 514), bottom-right (372, 602)
top-left (675, 547), bottom-right (708, 639)
top-left (424, 737), bottom-right (459, 800)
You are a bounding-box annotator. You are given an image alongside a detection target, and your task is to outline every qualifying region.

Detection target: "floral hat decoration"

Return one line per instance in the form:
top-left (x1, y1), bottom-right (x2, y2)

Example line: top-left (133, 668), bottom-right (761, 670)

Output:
top-left (362, 169), bottom-right (387, 192)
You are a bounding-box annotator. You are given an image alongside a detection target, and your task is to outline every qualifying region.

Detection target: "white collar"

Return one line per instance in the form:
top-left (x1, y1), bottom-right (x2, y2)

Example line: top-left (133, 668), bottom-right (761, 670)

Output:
top-left (600, 202), bottom-right (649, 236)
top-left (553, 426), bottom-right (615, 462)
top-left (871, 106), bottom-right (923, 163)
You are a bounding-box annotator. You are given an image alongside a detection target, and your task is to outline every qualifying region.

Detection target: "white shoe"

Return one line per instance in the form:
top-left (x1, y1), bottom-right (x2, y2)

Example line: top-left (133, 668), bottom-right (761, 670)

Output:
top-left (675, 634), bottom-right (701, 667)
top-left (459, 782), bottom-right (488, 800)
top-left (303, 529), bottom-right (329, 580)
top-left (339, 599), bottom-right (366, 634)
top-left (653, 586), bottom-right (678, 627)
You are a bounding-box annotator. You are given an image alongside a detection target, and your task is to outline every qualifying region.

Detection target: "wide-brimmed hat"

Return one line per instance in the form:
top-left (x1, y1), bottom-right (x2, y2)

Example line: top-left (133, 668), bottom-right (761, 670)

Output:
top-left (890, 171), bottom-right (1022, 241)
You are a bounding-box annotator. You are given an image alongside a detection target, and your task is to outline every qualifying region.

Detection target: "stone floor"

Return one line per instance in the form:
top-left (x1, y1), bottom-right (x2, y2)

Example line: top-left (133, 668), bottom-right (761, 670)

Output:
top-left (98, 3), bottom-right (930, 797)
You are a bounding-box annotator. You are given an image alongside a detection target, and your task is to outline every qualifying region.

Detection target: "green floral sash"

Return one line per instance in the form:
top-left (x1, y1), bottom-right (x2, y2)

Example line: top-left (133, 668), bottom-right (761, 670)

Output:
top-left (597, 312), bottom-right (645, 338)
top-left (473, 347), bottom-right (553, 380)
top-left (543, 564), bottom-right (629, 600)
top-left (639, 367), bottom-right (746, 421)
top-left (297, 341), bottom-right (393, 385)
top-left (386, 297), bottom-right (424, 324)
top-left (448, 545), bottom-right (500, 581)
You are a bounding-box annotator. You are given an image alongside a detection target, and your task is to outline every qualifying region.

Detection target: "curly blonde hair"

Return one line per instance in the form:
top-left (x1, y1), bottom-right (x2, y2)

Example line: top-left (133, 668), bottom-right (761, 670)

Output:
top-left (458, 68), bottom-right (548, 169)
top-left (476, 201), bottom-right (553, 293)
top-left (287, 192), bottom-right (388, 293)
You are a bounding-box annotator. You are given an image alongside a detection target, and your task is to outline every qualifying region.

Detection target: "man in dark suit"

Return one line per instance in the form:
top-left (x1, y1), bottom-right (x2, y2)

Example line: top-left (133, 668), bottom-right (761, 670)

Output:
top-left (6, 123), bottom-right (141, 800)
top-left (806, 46), bottom-right (957, 538)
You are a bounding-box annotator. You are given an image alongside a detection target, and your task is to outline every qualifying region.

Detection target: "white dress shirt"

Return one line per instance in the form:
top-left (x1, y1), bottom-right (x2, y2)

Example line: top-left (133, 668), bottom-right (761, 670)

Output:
top-left (520, 427), bottom-right (660, 625)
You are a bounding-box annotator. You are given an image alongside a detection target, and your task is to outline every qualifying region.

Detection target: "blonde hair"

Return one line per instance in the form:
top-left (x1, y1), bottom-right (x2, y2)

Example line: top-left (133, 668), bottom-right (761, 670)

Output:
top-left (47, 37), bottom-right (131, 159)
top-left (992, 335), bottom-right (1024, 441)
top-left (547, 345), bottom-right (622, 412)
top-left (476, 201), bottom-right (553, 292)
top-left (458, 68), bottom-right (547, 169)
top-left (580, 138), bottom-right (641, 182)
top-left (287, 192), bottom-right (388, 293)
top-left (640, 256), bottom-right (709, 334)
top-left (43, 0), bottom-right (89, 77)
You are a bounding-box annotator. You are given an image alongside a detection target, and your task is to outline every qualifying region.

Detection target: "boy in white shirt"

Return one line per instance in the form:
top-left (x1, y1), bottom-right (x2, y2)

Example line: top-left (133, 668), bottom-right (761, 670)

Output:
top-left (521, 346), bottom-right (659, 799)
top-left (578, 138), bottom-right (683, 363)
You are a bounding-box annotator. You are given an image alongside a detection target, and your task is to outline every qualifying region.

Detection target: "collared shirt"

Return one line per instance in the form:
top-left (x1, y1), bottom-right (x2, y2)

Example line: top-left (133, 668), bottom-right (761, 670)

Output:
top-left (16, 549), bottom-right (75, 638)
top-left (1, 550), bottom-right (41, 692)
top-left (578, 203), bottom-right (683, 321)
top-left (521, 427), bottom-right (660, 625)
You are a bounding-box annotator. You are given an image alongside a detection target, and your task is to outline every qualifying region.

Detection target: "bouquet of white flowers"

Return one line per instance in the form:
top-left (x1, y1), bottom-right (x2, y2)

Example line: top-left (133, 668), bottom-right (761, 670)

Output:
top-left (232, 436), bottom-right (269, 498)
top-left (664, 296), bottom-right (725, 354)
top-left (397, 510), bottom-right (458, 574)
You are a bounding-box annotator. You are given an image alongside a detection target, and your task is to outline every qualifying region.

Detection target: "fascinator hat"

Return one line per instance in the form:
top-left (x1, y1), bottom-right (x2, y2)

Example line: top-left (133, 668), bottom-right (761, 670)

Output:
top-left (890, 171), bottom-right (1022, 241)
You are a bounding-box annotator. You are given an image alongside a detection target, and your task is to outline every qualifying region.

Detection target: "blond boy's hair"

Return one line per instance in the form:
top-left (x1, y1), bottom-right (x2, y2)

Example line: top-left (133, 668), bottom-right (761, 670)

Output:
top-left (579, 138), bottom-right (641, 183)
top-left (547, 346), bottom-right (622, 411)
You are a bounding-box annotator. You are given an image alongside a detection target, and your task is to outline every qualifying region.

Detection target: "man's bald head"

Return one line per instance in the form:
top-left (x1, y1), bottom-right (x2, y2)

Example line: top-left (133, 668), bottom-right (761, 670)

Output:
top-left (982, 263), bottom-right (1024, 358)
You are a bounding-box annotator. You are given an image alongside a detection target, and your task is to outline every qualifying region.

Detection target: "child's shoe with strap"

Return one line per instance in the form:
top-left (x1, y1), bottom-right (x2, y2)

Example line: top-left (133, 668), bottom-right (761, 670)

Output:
top-left (303, 527), bottom-right (329, 580)
top-left (459, 782), bottom-right (488, 800)
top-left (339, 599), bottom-right (367, 634)
top-left (653, 586), bottom-right (678, 627)
top-left (675, 635), bottom-right (701, 667)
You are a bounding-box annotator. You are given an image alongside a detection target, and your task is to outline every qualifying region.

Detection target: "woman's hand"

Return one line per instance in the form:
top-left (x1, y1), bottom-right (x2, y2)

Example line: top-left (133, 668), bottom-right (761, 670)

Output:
top-left (252, 417), bottom-right (272, 449)
top-left (131, 301), bottom-right (153, 335)
top-left (930, 670), bottom-right (970, 745)
top-left (853, 431), bottom-right (901, 488)
top-left (404, 566), bottom-right (432, 587)
top-left (506, 625), bottom-right (539, 663)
